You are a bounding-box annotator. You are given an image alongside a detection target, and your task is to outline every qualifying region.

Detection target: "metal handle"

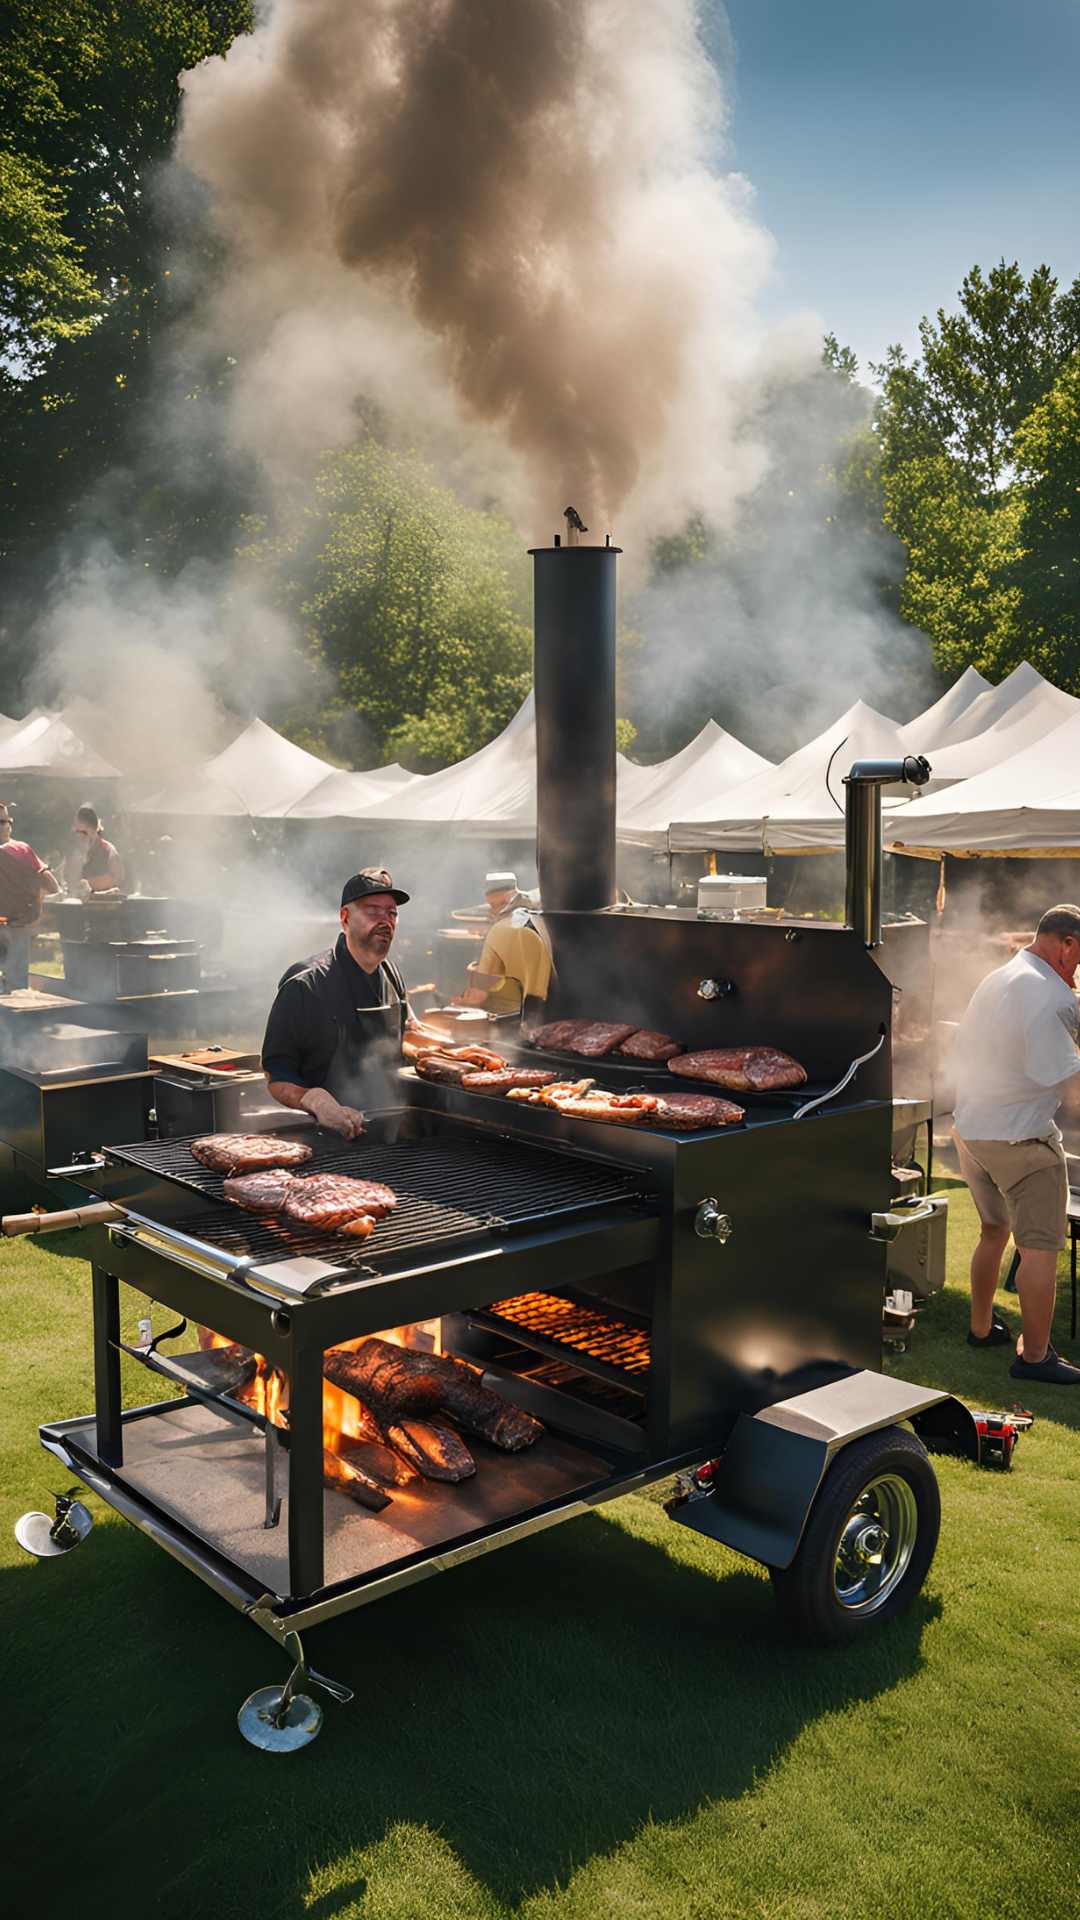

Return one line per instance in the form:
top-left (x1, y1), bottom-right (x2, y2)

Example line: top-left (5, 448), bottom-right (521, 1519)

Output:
top-left (108, 1214), bottom-right (255, 1283)
top-left (697, 978), bottom-right (734, 1001)
top-left (694, 1198), bottom-right (733, 1243)
top-left (2, 1201), bottom-right (124, 1237)
top-left (869, 1199), bottom-right (938, 1244)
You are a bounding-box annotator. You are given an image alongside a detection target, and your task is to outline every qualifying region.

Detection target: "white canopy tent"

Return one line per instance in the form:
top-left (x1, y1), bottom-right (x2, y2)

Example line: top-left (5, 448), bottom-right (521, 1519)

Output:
top-left (898, 665), bottom-right (991, 752)
top-left (0, 712), bottom-right (21, 742)
top-left (618, 721), bottom-right (773, 849)
top-left (134, 718), bottom-right (342, 818)
top-left (669, 700), bottom-right (909, 854)
top-left (908, 668), bottom-right (1080, 791)
top-left (283, 761), bottom-right (414, 819)
top-left (0, 713), bottom-right (122, 779)
top-left (887, 705), bottom-right (1080, 856)
top-left (356, 693), bottom-right (677, 837)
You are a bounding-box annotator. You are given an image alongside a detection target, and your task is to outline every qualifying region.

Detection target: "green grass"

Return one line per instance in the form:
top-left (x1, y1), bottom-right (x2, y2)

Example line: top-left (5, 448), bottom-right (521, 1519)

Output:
top-left (4, 1195), bottom-right (1079, 1920)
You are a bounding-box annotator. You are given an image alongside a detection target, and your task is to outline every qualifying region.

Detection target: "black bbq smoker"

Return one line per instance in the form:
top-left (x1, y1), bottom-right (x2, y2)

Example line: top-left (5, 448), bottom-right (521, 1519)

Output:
top-left (6, 522), bottom-right (967, 1753)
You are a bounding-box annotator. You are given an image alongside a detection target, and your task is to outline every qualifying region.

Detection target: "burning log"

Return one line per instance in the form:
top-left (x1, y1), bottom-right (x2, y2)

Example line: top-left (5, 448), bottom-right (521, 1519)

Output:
top-left (337, 1437), bottom-right (417, 1488)
top-left (387, 1420), bottom-right (476, 1483)
top-left (322, 1448), bottom-right (392, 1511)
top-left (323, 1338), bottom-right (543, 1476)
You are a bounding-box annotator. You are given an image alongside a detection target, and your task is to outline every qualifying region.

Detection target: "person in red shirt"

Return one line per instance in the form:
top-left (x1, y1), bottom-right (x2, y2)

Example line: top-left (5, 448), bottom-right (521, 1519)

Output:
top-left (0, 803), bottom-right (60, 990)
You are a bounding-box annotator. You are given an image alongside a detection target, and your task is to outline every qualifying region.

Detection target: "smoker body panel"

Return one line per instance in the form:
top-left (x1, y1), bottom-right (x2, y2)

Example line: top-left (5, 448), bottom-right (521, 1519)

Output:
top-left (537, 910), bottom-right (894, 1097)
top-left (0, 1064), bottom-right (153, 1173)
top-left (664, 1103), bottom-right (894, 1452)
top-left (668, 1371), bottom-right (962, 1567)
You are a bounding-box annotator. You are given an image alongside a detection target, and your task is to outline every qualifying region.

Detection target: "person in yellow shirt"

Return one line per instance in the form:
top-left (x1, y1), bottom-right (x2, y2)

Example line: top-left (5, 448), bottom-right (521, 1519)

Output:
top-left (458, 874), bottom-right (552, 1014)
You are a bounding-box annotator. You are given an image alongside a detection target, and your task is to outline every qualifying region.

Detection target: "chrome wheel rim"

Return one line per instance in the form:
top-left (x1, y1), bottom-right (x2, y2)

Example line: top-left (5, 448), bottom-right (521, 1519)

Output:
top-left (832, 1474), bottom-right (918, 1614)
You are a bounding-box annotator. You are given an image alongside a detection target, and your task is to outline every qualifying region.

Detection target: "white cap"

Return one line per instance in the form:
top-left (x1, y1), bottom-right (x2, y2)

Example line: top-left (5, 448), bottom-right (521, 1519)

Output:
top-left (484, 871), bottom-right (517, 892)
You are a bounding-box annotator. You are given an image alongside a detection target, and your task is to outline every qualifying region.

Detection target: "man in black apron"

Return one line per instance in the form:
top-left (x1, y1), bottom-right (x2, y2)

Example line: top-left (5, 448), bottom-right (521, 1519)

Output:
top-left (262, 867), bottom-right (410, 1137)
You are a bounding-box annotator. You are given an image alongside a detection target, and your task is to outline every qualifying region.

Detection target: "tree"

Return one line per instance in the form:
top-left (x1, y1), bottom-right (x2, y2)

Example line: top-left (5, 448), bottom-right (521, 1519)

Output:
top-left (999, 353), bottom-right (1080, 684)
top-left (247, 441), bottom-right (534, 771)
top-left (0, 2), bottom-right (253, 674)
top-left (875, 261), bottom-right (1080, 495)
top-left (875, 261), bottom-right (1080, 680)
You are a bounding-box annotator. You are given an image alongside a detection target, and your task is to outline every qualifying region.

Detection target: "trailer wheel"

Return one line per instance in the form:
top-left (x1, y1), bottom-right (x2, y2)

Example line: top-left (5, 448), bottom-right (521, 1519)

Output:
top-left (769, 1426), bottom-right (940, 1645)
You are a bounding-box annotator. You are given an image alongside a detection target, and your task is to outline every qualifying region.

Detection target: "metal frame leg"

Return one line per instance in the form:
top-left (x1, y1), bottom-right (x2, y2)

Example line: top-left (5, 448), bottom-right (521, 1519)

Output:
top-left (92, 1266), bottom-right (123, 1468)
top-left (1071, 1226), bottom-right (1077, 1342)
top-left (287, 1344), bottom-right (324, 1597)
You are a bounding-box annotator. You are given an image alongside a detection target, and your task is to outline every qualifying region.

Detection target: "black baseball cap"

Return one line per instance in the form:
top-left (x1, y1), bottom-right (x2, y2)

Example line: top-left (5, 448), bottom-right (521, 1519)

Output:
top-left (340, 866), bottom-right (410, 909)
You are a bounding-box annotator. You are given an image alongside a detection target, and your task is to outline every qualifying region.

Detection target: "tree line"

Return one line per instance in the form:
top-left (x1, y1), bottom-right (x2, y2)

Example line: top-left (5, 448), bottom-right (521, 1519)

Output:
top-left (2, 5), bottom-right (1078, 768)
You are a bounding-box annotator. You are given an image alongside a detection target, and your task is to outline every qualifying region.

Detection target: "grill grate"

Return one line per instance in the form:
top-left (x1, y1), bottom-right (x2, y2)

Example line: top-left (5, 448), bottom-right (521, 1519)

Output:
top-left (104, 1128), bottom-right (644, 1272)
top-left (477, 1288), bottom-right (652, 1380)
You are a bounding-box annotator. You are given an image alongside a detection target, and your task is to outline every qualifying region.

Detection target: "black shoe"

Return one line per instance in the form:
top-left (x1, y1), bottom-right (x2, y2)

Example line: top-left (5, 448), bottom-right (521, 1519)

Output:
top-left (967, 1318), bottom-right (1011, 1347)
top-left (1009, 1346), bottom-right (1080, 1385)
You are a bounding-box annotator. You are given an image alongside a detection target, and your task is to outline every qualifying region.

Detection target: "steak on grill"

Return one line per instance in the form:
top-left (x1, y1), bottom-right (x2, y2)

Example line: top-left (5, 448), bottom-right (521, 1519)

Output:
top-left (649, 1092), bottom-right (746, 1130)
top-left (414, 1052), bottom-right (472, 1085)
top-left (526, 1019), bottom-right (592, 1050)
top-left (283, 1174), bottom-right (397, 1232)
top-left (565, 1022), bottom-right (639, 1058)
top-left (616, 1029), bottom-right (682, 1063)
top-left (222, 1169), bottom-right (300, 1213)
top-left (667, 1047), bottom-right (807, 1091)
top-left (460, 1067), bottom-right (560, 1095)
top-left (190, 1133), bottom-right (314, 1175)
top-left (323, 1338), bottom-right (543, 1460)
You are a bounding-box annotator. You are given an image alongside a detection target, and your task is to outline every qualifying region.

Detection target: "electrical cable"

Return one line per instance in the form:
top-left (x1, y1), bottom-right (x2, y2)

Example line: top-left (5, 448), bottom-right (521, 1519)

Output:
top-left (792, 1028), bottom-right (887, 1120)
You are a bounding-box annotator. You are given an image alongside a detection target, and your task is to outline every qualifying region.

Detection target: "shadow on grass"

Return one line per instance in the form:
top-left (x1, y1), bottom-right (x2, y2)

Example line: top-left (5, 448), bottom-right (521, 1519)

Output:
top-left (6, 1485), bottom-right (940, 1918)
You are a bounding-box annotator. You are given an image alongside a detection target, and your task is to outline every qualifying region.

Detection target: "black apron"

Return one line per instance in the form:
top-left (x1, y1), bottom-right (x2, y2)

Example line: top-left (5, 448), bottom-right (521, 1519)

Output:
top-left (323, 953), bottom-right (407, 1108)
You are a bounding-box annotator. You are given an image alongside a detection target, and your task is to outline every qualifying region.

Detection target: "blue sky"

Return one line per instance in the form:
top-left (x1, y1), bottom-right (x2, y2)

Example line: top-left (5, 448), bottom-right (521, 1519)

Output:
top-left (716, 0), bottom-right (1080, 381)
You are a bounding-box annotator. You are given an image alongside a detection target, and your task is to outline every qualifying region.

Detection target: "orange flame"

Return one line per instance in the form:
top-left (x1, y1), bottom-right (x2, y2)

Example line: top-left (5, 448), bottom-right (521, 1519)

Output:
top-left (195, 1320), bottom-right (435, 1452)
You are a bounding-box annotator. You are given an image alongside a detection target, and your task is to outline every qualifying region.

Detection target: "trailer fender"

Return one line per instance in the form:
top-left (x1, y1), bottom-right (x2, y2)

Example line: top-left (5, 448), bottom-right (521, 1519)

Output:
top-left (666, 1370), bottom-right (973, 1570)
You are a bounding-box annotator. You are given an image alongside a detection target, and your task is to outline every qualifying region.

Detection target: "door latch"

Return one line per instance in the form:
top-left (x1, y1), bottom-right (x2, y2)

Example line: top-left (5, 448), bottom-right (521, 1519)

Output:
top-left (695, 1198), bottom-right (733, 1243)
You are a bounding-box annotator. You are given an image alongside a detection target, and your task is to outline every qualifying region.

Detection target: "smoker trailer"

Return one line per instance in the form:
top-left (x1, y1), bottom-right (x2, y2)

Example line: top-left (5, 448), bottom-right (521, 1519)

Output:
top-left (6, 527), bottom-right (968, 1753)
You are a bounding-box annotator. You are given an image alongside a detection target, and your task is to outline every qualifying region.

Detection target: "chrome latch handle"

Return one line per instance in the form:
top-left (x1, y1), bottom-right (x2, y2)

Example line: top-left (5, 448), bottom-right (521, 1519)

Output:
top-left (870, 1199), bottom-right (937, 1243)
top-left (695, 1198), bottom-right (733, 1243)
top-left (697, 978), bottom-right (735, 1001)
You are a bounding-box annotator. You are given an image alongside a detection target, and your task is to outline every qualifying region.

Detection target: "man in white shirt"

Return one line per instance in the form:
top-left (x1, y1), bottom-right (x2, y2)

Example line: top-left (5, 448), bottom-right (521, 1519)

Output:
top-left (952, 904), bottom-right (1080, 1385)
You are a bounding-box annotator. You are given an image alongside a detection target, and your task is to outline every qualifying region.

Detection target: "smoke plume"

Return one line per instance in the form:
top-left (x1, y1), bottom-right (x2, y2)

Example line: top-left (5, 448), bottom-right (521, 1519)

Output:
top-left (178, 0), bottom-right (775, 541)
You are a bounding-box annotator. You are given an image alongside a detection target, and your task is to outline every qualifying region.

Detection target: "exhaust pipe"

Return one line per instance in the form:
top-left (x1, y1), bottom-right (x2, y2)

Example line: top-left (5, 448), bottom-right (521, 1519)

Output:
top-left (844, 757), bottom-right (931, 947)
top-left (530, 518), bottom-right (620, 913)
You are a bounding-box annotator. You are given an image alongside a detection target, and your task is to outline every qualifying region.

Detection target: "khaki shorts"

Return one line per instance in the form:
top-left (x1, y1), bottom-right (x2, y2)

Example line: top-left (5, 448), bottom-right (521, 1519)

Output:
top-left (954, 1132), bottom-right (1068, 1253)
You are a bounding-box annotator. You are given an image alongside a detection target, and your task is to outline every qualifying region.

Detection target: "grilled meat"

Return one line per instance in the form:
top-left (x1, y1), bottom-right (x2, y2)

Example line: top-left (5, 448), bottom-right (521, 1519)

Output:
top-left (222, 1168), bottom-right (300, 1213)
top-left (446, 1044), bottom-right (507, 1070)
top-left (543, 1089), bottom-right (657, 1126)
top-left (386, 1420), bottom-right (476, 1482)
top-left (667, 1047), bottom-right (807, 1091)
top-left (402, 1022), bottom-right (447, 1062)
top-left (526, 1019), bottom-right (592, 1050)
top-left (414, 1052), bottom-right (472, 1085)
top-left (190, 1133), bottom-right (313, 1176)
top-left (616, 1029), bottom-right (682, 1063)
top-left (460, 1067), bottom-right (560, 1095)
top-left (322, 1448), bottom-right (393, 1510)
top-left (507, 1077), bottom-right (596, 1104)
top-left (649, 1091), bottom-right (745, 1129)
top-left (323, 1338), bottom-right (543, 1466)
top-left (565, 1022), bottom-right (639, 1058)
top-left (283, 1174), bottom-right (396, 1233)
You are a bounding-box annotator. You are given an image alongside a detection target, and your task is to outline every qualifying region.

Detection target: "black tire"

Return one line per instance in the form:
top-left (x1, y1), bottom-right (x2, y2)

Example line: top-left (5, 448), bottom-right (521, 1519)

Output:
top-left (769, 1425), bottom-right (940, 1646)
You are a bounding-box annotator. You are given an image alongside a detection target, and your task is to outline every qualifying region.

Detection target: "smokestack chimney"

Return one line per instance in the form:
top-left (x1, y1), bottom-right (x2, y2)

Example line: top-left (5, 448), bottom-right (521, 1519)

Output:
top-left (530, 525), bottom-right (620, 913)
